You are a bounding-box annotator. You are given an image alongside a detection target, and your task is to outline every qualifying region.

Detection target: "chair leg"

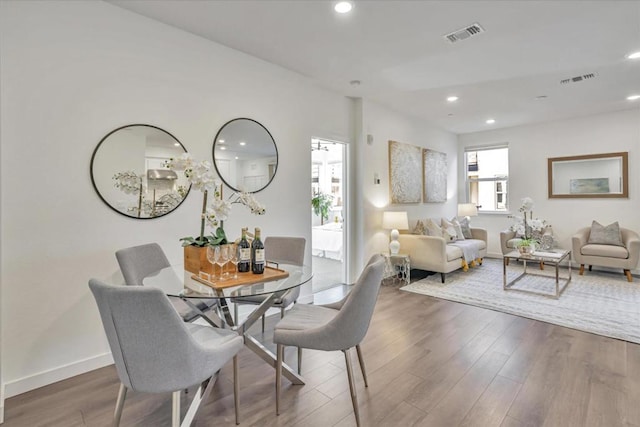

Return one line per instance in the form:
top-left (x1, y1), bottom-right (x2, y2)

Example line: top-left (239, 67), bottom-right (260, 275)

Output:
top-left (539, 261), bottom-right (544, 270)
top-left (625, 269), bottom-right (633, 282)
top-left (233, 355), bottom-right (240, 425)
top-left (355, 344), bottom-right (368, 388)
top-left (280, 306), bottom-right (285, 319)
top-left (589, 265), bottom-right (593, 271)
top-left (440, 273), bottom-right (445, 283)
top-left (505, 258), bottom-right (510, 266)
top-left (113, 383), bottom-right (127, 427)
top-left (262, 314), bottom-right (266, 333)
top-left (171, 390), bottom-right (181, 427)
top-left (343, 348), bottom-right (361, 427)
top-left (276, 344), bottom-right (283, 416)
top-left (234, 303), bottom-right (239, 325)
top-left (579, 264), bottom-right (585, 275)
top-left (298, 347), bottom-right (302, 374)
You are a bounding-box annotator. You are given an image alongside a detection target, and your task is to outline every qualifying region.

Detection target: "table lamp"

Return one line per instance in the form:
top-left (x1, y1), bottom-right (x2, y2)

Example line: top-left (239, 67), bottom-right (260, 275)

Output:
top-left (382, 211), bottom-right (409, 254)
top-left (457, 203), bottom-right (478, 221)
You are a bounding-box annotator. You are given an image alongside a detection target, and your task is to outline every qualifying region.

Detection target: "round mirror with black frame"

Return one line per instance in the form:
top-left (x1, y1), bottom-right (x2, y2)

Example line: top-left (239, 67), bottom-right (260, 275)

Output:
top-left (90, 124), bottom-right (191, 219)
top-left (212, 118), bottom-right (278, 193)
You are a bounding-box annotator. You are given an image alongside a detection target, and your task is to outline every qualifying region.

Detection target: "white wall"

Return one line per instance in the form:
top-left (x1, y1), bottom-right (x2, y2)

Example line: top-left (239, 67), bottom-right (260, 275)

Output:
top-left (354, 100), bottom-right (458, 277)
top-left (458, 109), bottom-right (640, 266)
top-left (0, 0), bottom-right (354, 397)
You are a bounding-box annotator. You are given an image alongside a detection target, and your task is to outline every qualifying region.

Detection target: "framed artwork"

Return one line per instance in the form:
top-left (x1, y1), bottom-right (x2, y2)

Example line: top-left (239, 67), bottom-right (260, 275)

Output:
top-left (423, 149), bottom-right (447, 203)
top-left (388, 140), bottom-right (422, 204)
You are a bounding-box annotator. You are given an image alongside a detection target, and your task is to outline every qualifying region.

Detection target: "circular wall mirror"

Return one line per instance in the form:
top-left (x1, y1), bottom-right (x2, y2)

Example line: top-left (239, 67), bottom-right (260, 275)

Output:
top-left (212, 118), bottom-right (278, 193)
top-left (90, 124), bottom-right (191, 219)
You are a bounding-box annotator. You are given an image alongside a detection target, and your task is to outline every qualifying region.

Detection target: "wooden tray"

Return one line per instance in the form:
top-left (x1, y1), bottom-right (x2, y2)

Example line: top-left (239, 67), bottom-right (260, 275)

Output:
top-left (190, 266), bottom-right (290, 290)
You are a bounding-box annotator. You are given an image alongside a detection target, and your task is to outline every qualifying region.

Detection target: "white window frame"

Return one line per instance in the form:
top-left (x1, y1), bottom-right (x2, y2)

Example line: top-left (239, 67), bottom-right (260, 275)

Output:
top-left (464, 144), bottom-right (509, 213)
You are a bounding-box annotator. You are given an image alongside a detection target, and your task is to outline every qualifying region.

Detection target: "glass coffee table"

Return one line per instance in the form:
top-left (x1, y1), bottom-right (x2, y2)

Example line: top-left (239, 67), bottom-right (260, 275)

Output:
top-left (503, 249), bottom-right (572, 299)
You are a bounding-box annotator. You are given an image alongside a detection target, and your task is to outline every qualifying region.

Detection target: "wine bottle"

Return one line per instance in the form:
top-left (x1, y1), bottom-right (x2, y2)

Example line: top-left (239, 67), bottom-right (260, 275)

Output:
top-left (251, 227), bottom-right (265, 274)
top-left (237, 227), bottom-right (251, 273)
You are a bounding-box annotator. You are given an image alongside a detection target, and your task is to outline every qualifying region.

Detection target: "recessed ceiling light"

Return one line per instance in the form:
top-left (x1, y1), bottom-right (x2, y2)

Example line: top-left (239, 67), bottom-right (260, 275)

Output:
top-left (334, 1), bottom-right (353, 13)
top-left (235, 156), bottom-right (239, 160)
top-left (447, 96), bottom-right (459, 102)
top-left (626, 51), bottom-right (640, 59)
top-left (218, 139), bottom-right (225, 143)
top-left (220, 146), bottom-right (227, 150)
top-left (627, 95), bottom-right (640, 101)
top-left (486, 119), bottom-right (496, 124)
top-left (173, 142), bottom-right (180, 147)
top-left (239, 141), bottom-right (246, 146)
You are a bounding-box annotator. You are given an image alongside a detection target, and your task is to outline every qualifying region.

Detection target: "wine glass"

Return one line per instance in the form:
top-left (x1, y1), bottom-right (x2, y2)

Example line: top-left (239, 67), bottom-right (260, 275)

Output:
top-left (228, 244), bottom-right (239, 279)
top-left (206, 246), bottom-right (220, 281)
top-left (216, 245), bottom-right (229, 281)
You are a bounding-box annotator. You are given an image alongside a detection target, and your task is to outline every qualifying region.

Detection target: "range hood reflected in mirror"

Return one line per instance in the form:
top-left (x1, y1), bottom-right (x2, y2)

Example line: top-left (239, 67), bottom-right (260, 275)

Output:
top-left (147, 169), bottom-right (178, 180)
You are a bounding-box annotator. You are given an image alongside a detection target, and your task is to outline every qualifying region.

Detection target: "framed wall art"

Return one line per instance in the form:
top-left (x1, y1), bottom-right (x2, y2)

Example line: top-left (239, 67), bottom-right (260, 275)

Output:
top-left (388, 140), bottom-right (422, 204)
top-left (423, 149), bottom-right (447, 203)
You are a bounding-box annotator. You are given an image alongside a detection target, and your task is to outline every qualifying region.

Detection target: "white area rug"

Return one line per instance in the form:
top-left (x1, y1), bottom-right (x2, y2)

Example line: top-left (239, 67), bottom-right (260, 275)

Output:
top-left (401, 258), bottom-right (640, 344)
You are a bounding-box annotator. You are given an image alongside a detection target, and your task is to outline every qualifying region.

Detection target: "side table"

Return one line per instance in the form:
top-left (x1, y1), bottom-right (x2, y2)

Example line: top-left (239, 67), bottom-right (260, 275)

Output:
top-left (382, 253), bottom-right (410, 286)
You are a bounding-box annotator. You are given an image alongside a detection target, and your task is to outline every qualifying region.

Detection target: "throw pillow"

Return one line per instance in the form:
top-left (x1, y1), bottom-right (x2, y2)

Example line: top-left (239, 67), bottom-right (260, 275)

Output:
top-left (441, 218), bottom-right (459, 243)
top-left (458, 216), bottom-right (473, 239)
top-left (412, 220), bottom-right (426, 235)
top-left (588, 220), bottom-right (624, 246)
top-left (425, 218), bottom-right (442, 237)
top-left (450, 218), bottom-right (466, 241)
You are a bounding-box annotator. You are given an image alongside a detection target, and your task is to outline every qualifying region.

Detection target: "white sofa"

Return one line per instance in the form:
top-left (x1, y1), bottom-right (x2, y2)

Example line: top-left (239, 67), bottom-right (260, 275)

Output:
top-left (398, 227), bottom-right (487, 283)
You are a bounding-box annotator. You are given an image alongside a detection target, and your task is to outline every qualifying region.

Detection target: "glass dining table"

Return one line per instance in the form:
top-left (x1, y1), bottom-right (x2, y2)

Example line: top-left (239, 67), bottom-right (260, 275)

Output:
top-left (143, 263), bottom-right (312, 385)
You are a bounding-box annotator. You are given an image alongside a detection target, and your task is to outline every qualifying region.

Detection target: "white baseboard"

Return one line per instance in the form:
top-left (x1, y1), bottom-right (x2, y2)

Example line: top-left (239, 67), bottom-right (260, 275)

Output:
top-left (1, 382), bottom-right (4, 424)
top-left (3, 352), bottom-right (113, 399)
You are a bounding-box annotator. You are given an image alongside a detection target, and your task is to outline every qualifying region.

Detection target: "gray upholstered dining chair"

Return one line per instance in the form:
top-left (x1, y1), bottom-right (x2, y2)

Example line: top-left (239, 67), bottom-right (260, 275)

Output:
top-left (273, 254), bottom-right (385, 427)
top-left (232, 236), bottom-right (306, 331)
top-left (116, 243), bottom-right (219, 323)
top-left (88, 279), bottom-right (244, 426)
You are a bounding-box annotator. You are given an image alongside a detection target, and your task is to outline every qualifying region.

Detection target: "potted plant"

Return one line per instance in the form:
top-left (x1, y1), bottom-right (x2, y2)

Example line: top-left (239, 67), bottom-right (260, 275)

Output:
top-left (517, 238), bottom-right (537, 255)
top-left (311, 191), bottom-right (333, 225)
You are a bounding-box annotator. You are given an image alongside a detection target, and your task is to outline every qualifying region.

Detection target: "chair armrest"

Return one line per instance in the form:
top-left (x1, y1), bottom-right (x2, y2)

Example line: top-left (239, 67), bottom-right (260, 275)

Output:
top-left (398, 234), bottom-right (448, 267)
top-left (623, 230), bottom-right (640, 265)
top-left (470, 227), bottom-right (487, 242)
top-left (500, 229), bottom-right (516, 255)
top-left (571, 227), bottom-right (591, 261)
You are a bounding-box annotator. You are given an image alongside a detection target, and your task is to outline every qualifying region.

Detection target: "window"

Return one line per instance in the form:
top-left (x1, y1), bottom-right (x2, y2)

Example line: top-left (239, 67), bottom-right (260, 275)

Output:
top-left (464, 146), bottom-right (509, 212)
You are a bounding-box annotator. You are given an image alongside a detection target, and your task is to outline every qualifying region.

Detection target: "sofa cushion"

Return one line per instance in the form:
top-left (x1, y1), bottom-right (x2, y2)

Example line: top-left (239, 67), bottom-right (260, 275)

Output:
top-left (581, 243), bottom-right (629, 259)
top-left (506, 238), bottom-right (523, 249)
top-left (425, 218), bottom-right (443, 237)
top-left (588, 220), bottom-right (624, 246)
top-left (458, 217), bottom-right (474, 239)
top-left (450, 218), bottom-right (466, 241)
top-left (441, 218), bottom-right (461, 242)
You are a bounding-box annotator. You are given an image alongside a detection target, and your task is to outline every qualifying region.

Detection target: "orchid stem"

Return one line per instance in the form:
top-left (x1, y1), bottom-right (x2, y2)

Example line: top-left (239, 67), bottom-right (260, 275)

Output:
top-left (200, 189), bottom-right (208, 243)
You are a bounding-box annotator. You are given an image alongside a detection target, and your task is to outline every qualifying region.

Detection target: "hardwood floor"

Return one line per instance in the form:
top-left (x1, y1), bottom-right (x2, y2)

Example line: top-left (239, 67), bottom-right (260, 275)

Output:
top-left (4, 285), bottom-right (640, 426)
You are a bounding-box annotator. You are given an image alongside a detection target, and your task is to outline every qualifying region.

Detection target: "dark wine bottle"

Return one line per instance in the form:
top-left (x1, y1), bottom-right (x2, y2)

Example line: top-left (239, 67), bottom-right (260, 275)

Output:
top-left (237, 227), bottom-right (251, 273)
top-left (251, 227), bottom-right (265, 274)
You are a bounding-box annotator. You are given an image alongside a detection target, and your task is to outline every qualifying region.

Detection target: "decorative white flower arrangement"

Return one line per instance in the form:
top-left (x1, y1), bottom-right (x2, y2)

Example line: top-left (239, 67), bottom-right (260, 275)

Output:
top-left (510, 197), bottom-right (547, 241)
top-left (165, 153), bottom-right (266, 247)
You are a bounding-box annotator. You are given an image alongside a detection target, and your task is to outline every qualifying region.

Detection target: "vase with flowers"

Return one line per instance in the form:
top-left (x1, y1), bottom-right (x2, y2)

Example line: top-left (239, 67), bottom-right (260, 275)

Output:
top-left (165, 154), bottom-right (266, 273)
top-left (510, 197), bottom-right (548, 253)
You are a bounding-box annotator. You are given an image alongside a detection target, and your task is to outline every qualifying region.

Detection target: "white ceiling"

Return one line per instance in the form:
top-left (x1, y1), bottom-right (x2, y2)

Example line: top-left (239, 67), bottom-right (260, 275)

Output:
top-left (109, 0), bottom-right (640, 134)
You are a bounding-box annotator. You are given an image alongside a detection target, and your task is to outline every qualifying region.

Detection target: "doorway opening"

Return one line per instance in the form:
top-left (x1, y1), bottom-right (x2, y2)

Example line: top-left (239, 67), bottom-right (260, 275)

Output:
top-left (311, 138), bottom-right (346, 293)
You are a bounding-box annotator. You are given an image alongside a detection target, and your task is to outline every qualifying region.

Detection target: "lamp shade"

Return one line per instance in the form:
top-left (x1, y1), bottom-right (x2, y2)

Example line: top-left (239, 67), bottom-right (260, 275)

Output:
top-left (382, 211), bottom-right (409, 230)
top-left (457, 203), bottom-right (478, 217)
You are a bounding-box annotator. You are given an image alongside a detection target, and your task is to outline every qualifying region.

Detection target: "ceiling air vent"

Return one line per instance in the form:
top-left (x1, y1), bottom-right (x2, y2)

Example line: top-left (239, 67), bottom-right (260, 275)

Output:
top-left (560, 73), bottom-right (597, 85)
top-left (444, 22), bottom-right (485, 43)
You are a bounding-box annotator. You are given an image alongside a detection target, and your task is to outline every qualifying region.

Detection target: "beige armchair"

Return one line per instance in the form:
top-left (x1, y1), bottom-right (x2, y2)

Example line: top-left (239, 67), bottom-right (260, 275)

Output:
top-left (572, 227), bottom-right (640, 282)
top-left (500, 227), bottom-right (552, 269)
